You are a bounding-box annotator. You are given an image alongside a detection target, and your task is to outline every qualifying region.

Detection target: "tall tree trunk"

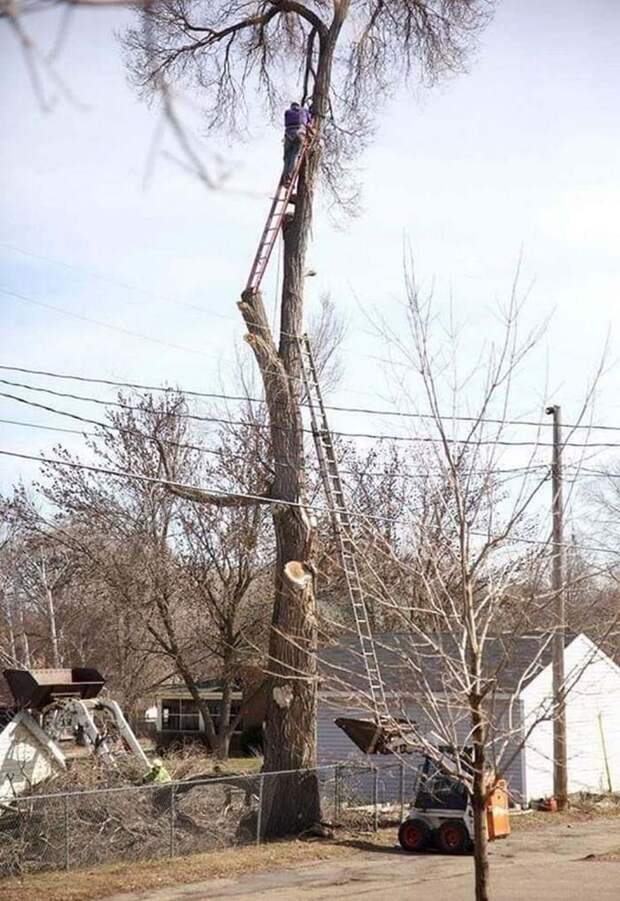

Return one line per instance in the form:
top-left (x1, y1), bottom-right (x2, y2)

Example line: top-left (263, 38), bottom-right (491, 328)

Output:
top-left (215, 668), bottom-right (234, 761)
top-left (471, 698), bottom-right (490, 901)
top-left (40, 557), bottom-right (61, 667)
top-left (5, 593), bottom-right (17, 663)
top-left (20, 607), bottom-right (31, 668)
top-left (237, 29), bottom-right (343, 837)
top-left (45, 586), bottom-right (61, 667)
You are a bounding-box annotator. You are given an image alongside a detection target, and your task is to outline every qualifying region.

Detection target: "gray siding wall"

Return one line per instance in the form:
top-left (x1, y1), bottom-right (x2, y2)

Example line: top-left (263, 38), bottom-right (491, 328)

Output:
top-left (317, 699), bottom-right (525, 806)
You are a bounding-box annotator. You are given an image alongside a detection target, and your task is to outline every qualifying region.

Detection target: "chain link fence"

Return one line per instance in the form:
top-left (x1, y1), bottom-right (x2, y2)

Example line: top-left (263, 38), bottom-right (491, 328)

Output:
top-left (0, 761), bottom-right (415, 878)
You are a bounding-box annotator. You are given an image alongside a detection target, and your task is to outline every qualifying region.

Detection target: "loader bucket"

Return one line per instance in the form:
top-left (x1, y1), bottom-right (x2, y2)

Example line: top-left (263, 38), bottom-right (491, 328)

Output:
top-left (3, 668), bottom-right (106, 710)
top-left (335, 716), bottom-right (418, 755)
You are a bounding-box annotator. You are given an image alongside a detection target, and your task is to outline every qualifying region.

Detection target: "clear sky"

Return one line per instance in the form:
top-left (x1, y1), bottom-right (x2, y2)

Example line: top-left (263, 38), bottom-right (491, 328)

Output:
top-left (1, 0), bottom-right (619, 507)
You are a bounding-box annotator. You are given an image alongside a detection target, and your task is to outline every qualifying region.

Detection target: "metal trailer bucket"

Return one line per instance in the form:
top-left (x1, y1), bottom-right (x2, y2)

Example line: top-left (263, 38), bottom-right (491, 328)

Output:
top-left (335, 716), bottom-right (418, 755)
top-left (3, 668), bottom-right (106, 710)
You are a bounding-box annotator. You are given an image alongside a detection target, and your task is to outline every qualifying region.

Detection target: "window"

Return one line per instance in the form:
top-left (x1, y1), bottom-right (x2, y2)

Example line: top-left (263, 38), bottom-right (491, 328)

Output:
top-left (206, 700), bottom-right (243, 733)
top-left (160, 696), bottom-right (244, 733)
top-left (161, 699), bottom-right (200, 732)
top-left (415, 774), bottom-right (468, 812)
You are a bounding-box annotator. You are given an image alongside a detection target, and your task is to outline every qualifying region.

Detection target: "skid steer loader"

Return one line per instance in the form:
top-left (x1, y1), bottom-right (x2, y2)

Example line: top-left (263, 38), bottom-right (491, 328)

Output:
top-left (398, 749), bottom-right (510, 854)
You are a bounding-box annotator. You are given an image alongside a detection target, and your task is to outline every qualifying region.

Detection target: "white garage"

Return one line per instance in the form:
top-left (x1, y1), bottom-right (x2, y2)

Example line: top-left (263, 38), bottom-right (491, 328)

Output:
top-left (522, 633), bottom-right (620, 798)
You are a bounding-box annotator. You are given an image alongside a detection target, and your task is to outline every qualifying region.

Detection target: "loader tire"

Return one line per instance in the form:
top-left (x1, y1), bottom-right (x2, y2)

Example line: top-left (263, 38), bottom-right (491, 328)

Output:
top-left (398, 818), bottom-right (431, 852)
top-left (435, 818), bottom-right (469, 853)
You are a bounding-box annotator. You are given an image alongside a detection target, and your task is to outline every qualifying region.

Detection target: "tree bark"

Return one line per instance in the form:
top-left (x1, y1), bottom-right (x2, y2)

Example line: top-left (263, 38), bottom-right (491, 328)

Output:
top-left (237, 24), bottom-right (345, 837)
top-left (471, 699), bottom-right (490, 901)
top-left (45, 585), bottom-right (61, 668)
top-left (20, 607), bottom-right (31, 668)
top-left (216, 657), bottom-right (234, 761)
top-left (5, 593), bottom-right (17, 663)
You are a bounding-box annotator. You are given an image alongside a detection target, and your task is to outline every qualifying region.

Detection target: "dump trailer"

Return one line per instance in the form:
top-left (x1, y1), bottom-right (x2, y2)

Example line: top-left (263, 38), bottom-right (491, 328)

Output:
top-left (2, 668), bottom-right (150, 772)
top-left (4, 667), bottom-right (105, 709)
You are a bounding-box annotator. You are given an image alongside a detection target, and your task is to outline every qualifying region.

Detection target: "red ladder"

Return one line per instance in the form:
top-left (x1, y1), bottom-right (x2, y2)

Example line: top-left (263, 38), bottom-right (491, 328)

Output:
top-left (245, 138), bottom-right (310, 295)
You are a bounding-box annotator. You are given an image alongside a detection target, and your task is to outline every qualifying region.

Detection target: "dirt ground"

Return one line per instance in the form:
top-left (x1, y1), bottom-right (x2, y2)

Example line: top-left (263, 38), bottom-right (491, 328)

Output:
top-left (2, 807), bottom-right (620, 901)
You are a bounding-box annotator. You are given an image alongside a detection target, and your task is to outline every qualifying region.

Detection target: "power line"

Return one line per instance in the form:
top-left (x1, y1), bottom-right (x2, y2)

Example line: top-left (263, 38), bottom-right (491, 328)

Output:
top-left (0, 447), bottom-right (297, 507)
top-left (0, 364), bottom-right (254, 404)
top-left (2, 242), bottom-right (618, 438)
top-left (0, 411), bottom-right (554, 484)
top-left (2, 363), bottom-right (620, 435)
top-left (0, 241), bottom-right (234, 323)
top-left (0, 287), bottom-right (372, 401)
top-left (1, 286), bottom-right (218, 361)
top-left (0, 448), bottom-right (618, 558)
top-left (3, 376), bottom-right (620, 449)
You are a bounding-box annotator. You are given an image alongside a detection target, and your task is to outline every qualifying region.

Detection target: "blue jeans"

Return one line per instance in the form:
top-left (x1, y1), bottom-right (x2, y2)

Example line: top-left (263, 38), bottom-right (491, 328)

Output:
top-left (283, 132), bottom-right (303, 182)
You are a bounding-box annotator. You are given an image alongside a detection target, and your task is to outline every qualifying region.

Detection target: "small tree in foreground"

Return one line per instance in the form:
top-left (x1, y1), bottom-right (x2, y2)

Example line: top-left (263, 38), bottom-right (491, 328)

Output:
top-left (319, 277), bottom-right (615, 901)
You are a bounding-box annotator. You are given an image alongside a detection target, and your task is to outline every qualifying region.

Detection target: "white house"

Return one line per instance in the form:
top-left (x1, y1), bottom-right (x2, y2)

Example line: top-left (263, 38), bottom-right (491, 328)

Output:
top-left (318, 632), bottom-right (620, 805)
top-left (522, 633), bottom-right (620, 798)
top-left (0, 710), bottom-right (66, 803)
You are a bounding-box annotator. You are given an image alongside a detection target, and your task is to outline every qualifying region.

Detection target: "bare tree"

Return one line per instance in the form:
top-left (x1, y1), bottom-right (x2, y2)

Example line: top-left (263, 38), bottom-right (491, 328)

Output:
top-left (3, 390), bottom-right (277, 754)
top-left (125, 0), bottom-right (491, 836)
top-left (0, 0), bottom-right (229, 188)
top-left (317, 277), bottom-right (615, 901)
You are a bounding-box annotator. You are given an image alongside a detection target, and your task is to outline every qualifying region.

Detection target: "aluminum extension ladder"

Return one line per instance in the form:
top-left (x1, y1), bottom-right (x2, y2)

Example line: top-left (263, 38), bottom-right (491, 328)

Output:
top-left (297, 333), bottom-right (391, 723)
top-left (245, 139), bottom-right (311, 295)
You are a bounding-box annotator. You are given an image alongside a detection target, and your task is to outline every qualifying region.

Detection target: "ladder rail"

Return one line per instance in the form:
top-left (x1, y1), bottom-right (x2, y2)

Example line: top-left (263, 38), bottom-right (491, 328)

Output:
top-left (245, 137), bottom-right (312, 295)
top-left (297, 334), bottom-right (390, 721)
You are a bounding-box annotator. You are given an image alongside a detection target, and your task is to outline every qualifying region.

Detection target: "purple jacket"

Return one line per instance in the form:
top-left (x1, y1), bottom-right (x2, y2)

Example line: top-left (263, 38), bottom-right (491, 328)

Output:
top-left (284, 106), bottom-right (310, 133)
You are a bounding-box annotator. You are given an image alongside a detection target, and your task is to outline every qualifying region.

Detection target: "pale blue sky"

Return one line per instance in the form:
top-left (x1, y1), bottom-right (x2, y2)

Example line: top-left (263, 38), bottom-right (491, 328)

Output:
top-left (1, 0), bottom-right (619, 502)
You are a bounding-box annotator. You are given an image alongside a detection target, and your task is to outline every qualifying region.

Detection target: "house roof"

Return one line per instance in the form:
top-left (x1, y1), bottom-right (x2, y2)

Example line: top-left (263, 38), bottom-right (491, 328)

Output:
top-left (319, 631), bottom-right (580, 697)
top-left (154, 677), bottom-right (244, 698)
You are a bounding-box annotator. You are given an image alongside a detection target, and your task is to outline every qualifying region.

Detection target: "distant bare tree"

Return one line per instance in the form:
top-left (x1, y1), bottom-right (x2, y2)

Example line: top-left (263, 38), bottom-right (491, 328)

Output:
top-left (4, 390), bottom-right (276, 754)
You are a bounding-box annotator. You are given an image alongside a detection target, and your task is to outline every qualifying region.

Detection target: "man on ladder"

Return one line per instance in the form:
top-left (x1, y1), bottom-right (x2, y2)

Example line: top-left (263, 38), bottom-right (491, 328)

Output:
top-left (244, 100), bottom-right (314, 294)
top-left (283, 101), bottom-right (312, 186)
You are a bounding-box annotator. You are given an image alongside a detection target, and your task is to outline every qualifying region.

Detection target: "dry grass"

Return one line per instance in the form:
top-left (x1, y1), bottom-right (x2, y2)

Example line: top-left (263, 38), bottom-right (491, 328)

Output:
top-left (510, 793), bottom-right (620, 832)
top-left (2, 792), bottom-right (619, 901)
top-left (0, 827), bottom-right (394, 901)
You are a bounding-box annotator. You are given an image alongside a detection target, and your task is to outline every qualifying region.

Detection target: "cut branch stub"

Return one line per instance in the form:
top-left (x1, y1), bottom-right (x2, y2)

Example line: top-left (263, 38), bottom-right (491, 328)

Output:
top-left (284, 559), bottom-right (313, 589)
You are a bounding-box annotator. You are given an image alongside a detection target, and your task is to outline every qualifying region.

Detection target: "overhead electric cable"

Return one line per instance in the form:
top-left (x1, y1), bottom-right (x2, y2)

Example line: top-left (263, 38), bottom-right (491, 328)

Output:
top-left (1, 286), bottom-right (218, 360)
top-left (2, 376), bottom-right (620, 449)
top-left (0, 241), bottom-right (233, 321)
top-left (0, 288), bottom-right (374, 400)
top-left (0, 448), bottom-right (617, 558)
top-left (1, 363), bottom-right (619, 434)
top-left (0, 409), bottom-right (555, 482)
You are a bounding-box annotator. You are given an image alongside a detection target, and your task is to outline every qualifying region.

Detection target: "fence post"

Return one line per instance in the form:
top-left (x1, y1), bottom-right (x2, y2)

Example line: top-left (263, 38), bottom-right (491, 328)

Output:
top-left (169, 783), bottom-right (176, 857)
top-left (63, 794), bottom-right (69, 871)
top-left (399, 759), bottom-right (405, 822)
top-left (256, 773), bottom-right (264, 846)
top-left (372, 765), bottom-right (379, 832)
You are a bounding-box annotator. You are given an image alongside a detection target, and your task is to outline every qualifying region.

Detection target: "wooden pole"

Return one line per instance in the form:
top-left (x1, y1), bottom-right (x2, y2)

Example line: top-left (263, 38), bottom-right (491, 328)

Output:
top-left (546, 404), bottom-right (567, 808)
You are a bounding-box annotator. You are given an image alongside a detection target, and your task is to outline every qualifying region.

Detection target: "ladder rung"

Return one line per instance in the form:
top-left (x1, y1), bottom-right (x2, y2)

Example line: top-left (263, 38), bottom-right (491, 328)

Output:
top-left (297, 330), bottom-right (386, 723)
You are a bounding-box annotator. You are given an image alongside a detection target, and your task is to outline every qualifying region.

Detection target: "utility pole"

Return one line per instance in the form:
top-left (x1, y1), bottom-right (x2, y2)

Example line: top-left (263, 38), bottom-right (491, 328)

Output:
top-left (545, 404), bottom-right (567, 808)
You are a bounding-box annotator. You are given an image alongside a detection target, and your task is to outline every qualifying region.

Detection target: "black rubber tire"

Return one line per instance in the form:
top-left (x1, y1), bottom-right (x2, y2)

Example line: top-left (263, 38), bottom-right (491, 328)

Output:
top-left (398, 817), bottom-right (431, 852)
top-left (435, 818), bottom-right (470, 853)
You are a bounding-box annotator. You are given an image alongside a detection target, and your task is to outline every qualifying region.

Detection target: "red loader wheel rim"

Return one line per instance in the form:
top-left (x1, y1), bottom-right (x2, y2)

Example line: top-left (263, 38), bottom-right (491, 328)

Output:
top-left (443, 825), bottom-right (461, 849)
top-left (402, 823), bottom-right (422, 848)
